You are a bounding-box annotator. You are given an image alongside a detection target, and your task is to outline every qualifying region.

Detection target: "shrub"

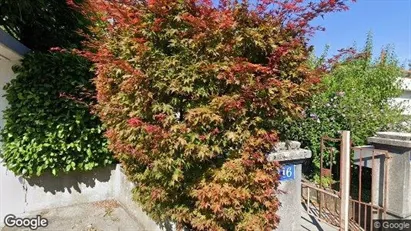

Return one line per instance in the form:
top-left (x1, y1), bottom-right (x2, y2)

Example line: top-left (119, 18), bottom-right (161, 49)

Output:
top-left (75, 0), bottom-right (353, 230)
top-left (279, 35), bottom-right (404, 174)
top-left (1, 52), bottom-right (113, 177)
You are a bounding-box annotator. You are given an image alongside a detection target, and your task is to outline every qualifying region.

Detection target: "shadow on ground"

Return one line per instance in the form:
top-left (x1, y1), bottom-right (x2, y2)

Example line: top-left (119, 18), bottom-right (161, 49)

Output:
top-left (25, 165), bottom-right (115, 195)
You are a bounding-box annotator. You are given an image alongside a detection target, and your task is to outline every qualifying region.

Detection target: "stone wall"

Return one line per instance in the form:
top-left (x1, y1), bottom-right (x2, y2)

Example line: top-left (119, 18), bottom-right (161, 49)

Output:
top-left (0, 164), bottom-right (165, 230)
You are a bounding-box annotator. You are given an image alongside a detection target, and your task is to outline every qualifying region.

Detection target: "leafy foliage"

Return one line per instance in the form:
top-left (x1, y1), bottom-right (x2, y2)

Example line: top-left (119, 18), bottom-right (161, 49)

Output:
top-left (75, 0), bottom-right (354, 230)
top-left (1, 52), bottom-right (113, 177)
top-left (279, 35), bottom-right (404, 174)
top-left (0, 0), bottom-right (88, 50)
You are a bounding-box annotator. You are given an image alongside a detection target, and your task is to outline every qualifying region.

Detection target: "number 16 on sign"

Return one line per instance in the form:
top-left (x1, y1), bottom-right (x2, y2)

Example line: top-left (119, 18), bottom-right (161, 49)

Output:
top-left (279, 164), bottom-right (295, 181)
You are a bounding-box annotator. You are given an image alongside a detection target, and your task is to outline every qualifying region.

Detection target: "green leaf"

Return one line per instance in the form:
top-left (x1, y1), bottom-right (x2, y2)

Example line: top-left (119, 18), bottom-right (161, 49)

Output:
top-left (0, 52), bottom-right (113, 177)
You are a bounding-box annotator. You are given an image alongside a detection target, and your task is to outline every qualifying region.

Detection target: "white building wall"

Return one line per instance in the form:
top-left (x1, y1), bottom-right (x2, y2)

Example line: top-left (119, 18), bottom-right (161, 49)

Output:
top-left (0, 58), bottom-right (16, 128)
top-left (0, 57), bottom-right (28, 222)
top-left (392, 77), bottom-right (411, 115)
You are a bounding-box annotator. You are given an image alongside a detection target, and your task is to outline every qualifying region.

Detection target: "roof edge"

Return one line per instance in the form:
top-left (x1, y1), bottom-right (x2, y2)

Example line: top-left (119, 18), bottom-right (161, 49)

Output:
top-left (0, 29), bottom-right (30, 56)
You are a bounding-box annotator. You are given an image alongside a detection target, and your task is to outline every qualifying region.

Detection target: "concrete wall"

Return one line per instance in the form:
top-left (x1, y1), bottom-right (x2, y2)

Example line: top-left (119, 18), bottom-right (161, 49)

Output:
top-left (0, 164), bottom-right (165, 230)
top-left (114, 165), bottom-right (169, 231)
top-left (0, 164), bottom-right (117, 226)
top-left (0, 161), bottom-right (309, 231)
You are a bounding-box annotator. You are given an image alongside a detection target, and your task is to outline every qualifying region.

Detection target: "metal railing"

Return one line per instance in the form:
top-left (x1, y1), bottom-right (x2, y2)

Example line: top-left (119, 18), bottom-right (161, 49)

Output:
top-left (301, 145), bottom-right (391, 231)
top-left (302, 180), bottom-right (341, 228)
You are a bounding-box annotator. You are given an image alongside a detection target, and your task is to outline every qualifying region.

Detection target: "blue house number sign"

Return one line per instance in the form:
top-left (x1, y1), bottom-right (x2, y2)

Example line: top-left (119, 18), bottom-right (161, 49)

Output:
top-left (279, 164), bottom-right (295, 181)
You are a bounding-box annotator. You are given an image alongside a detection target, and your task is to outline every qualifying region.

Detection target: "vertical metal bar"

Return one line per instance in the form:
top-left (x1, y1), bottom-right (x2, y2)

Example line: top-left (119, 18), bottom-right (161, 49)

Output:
top-left (370, 150), bottom-right (376, 231)
top-left (358, 204), bottom-right (361, 229)
top-left (364, 204), bottom-right (368, 230)
top-left (317, 190), bottom-right (322, 219)
top-left (320, 136), bottom-right (324, 187)
top-left (339, 131), bottom-right (350, 231)
top-left (330, 148), bottom-right (334, 182)
top-left (336, 196), bottom-right (339, 218)
top-left (353, 201), bottom-right (356, 220)
top-left (359, 149), bottom-right (363, 227)
top-left (359, 149), bottom-right (363, 203)
top-left (320, 137), bottom-right (324, 219)
top-left (353, 202), bottom-right (356, 228)
top-left (320, 192), bottom-right (324, 219)
top-left (307, 187), bottom-right (311, 214)
top-left (384, 152), bottom-right (389, 220)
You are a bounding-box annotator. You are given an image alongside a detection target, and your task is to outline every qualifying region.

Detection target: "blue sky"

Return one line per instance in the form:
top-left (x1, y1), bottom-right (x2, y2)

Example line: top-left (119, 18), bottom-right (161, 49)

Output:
top-left (309, 0), bottom-right (411, 66)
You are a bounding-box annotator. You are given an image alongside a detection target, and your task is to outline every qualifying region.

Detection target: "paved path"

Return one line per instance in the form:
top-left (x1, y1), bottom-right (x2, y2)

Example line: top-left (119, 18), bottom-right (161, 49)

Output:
top-left (300, 209), bottom-right (338, 231)
top-left (1, 200), bottom-right (338, 231)
top-left (1, 200), bottom-right (144, 231)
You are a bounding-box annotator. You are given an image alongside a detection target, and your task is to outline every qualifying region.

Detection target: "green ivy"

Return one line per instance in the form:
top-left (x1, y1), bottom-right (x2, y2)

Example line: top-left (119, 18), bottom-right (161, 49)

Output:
top-left (1, 52), bottom-right (113, 177)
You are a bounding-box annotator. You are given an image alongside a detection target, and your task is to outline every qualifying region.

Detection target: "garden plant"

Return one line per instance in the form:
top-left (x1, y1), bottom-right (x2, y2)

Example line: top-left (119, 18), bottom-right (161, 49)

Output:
top-left (0, 0), bottom-right (114, 177)
top-left (0, 52), bottom-right (113, 177)
top-left (73, 0), bottom-right (355, 230)
top-left (279, 35), bottom-right (404, 177)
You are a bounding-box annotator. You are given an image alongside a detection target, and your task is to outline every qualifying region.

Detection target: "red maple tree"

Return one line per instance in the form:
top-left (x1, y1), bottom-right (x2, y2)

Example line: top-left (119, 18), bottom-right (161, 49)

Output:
top-left (71, 0), bottom-right (355, 230)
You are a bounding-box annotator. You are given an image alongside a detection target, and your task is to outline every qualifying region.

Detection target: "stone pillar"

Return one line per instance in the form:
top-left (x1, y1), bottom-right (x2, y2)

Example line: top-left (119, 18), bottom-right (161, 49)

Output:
top-left (353, 144), bottom-right (387, 219)
top-left (266, 141), bottom-right (312, 231)
top-left (354, 132), bottom-right (411, 220)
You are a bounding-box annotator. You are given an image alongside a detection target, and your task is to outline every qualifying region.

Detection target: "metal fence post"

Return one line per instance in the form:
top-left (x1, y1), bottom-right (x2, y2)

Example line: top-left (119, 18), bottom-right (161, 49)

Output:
top-left (339, 131), bottom-right (351, 231)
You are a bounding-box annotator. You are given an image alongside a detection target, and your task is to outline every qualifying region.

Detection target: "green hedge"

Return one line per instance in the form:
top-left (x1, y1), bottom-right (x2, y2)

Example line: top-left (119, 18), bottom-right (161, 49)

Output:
top-left (1, 52), bottom-right (113, 177)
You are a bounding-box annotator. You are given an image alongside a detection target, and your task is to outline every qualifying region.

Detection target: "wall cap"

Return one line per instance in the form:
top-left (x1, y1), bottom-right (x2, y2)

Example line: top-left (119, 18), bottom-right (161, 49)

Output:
top-left (368, 132), bottom-right (411, 148)
top-left (267, 141), bottom-right (312, 162)
top-left (0, 29), bottom-right (30, 61)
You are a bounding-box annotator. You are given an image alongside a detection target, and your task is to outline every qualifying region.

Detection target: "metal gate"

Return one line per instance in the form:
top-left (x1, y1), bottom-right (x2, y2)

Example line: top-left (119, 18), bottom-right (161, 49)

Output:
top-left (301, 132), bottom-right (390, 231)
